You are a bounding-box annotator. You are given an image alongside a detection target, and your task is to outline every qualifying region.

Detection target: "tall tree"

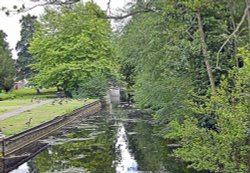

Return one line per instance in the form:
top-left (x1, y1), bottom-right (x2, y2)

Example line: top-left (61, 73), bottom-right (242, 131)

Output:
top-left (0, 30), bottom-right (15, 92)
top-left (29, 2), bottom-right (117, 97)
top-left (117, 2), bottom-right (193, 123)
top-left (16, 14), bottom-right (37, 80)
top-left (117, 0), bottom-right (250, 172)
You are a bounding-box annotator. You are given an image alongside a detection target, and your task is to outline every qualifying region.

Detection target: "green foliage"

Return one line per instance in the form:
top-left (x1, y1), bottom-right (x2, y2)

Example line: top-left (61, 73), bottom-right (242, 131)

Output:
top-left (117, 10), bottom-right (193, 123)
top-left (179, 0), bottom-right (215, 11)
top-left (167, 75), bottom-right (250, 173)
top-left (3, 0), bottom-right (249, 171)
top-left (29, 2), bottom-right (117, 96)
top-left (0, 92), bottom-right (15, 101)
top-left (72, 72), bottom-right (109, 98)
top-left (0, 88), bottom-right (57, 100)
top-left (237, 47), bottom-right (250, 85)
top-left (16, 14), bottom-right (37, 80)
top-left (117, 0), bottom-right (242, 120)
top-left (0, 30), bottom-right (15, 92)
top-left (117, 0), bottom-right (250, 172)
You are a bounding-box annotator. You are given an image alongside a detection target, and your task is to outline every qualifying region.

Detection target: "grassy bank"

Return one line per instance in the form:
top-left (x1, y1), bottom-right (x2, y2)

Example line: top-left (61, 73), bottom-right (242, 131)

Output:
top-left (0, 88), bottom-right (57, 101)
top-left (0, 99), bottom-right (96, 136)
top-left (0, 88), bottom-right (58, 115)
top-left (0, 107), bottom-right (18, 114)
top-left (0, 99), bottom-right (35, 106)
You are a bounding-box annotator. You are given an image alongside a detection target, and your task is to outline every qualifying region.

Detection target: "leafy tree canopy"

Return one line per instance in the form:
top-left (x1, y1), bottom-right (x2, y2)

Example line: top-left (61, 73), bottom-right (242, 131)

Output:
top-left (0, 30), bottom-right (15, 92)
top-left (16, 14), bottom-right (38, 80)
top-left (116, 0), bottom-right (250, 172)
top-left (29, 2), bottom-right (118, 97)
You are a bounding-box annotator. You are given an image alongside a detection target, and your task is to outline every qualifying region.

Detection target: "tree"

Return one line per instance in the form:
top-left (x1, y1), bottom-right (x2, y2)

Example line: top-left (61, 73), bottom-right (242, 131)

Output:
top-left (117, 9), bottom-right (193, 123)
top-left (16, 14), bottom-right (37, 80)
top-left (0, 30), bottom-right (15, 92)
top-left (29, 2), bottom-right (117, 97)
top-left (167, 74), bottom-right (250, 173)
top-left (117, 0), bottom-right (250, 172)
top-left (3, 0), bottom-right (249, 171)
top-left (1, 0), bottom-right (81, 15)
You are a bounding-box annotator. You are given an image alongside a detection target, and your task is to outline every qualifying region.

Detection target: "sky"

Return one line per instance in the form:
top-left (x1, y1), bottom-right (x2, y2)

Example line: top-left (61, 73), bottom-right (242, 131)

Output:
top-left (0, 0), bottom-right (131, 59)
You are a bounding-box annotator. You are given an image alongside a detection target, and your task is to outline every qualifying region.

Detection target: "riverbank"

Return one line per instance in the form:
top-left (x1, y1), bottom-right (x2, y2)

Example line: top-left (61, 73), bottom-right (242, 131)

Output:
top-left (0, 100), bottom-right (101, 159)
top-left (6, 106), bottom-right (201, 173)
top-left (0, 99), bottom-right (96, 136)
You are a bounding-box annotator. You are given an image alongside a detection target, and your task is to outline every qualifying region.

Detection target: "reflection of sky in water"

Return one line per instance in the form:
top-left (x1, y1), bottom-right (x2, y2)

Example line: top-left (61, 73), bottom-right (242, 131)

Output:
top-left (116, 123), bottom-right (138, 173)
top-left (5, 110), bottom-right (200, 173)
top-left (11, 123), bottom-right (138, 173)
top-left (10, 162), bottom-right (29, 173)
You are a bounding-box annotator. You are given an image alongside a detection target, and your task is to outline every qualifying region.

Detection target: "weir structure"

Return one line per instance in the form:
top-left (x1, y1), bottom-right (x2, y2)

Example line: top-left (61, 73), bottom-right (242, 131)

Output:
top-left (0, 100), bottom-right (101, 169)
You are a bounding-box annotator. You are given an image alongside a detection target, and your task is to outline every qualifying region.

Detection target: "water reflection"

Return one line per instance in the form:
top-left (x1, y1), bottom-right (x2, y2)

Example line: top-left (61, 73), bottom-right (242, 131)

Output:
top-left (8, 108), bottom-right (201, 173)
top-left (32, 114), bottom-right (116, 173)
top-left (115, 123), bottom-right (137, 173)
top-left (10, 163), bottom-right (29, 173)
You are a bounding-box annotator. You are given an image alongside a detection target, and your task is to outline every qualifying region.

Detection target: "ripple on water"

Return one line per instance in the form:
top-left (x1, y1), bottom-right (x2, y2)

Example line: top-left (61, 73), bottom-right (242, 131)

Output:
top-left (45, 167), bottom-right (90, 173)
top-left (8, 110), bottom-right (203, 173)
top-left (39, 137), bottom-right (96, 145)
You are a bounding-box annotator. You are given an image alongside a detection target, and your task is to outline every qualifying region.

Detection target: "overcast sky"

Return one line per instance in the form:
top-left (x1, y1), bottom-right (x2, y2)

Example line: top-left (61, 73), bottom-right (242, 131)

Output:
top-left (0, 0), bottom-right (131, 59)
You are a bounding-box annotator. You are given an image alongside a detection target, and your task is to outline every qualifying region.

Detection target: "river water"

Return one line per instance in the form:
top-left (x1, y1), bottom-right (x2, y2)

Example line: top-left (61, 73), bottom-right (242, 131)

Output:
top-left (9, 106), bottom-right (200, 173)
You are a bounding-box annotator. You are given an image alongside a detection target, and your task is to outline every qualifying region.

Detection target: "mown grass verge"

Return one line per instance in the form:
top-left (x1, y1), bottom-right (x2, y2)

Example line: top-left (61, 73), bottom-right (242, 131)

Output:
top-left (0, 107), bottom-right (18, 114)
top-left (0, 88), bottom-right (57, 101)
top-left (0, 99), bottom-right (96, 136)
top-left (0, 99), bottom-right (35, 107)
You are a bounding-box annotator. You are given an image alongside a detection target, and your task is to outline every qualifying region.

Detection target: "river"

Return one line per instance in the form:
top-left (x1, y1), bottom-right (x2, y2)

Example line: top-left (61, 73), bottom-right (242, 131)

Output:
top-left (9, 105), bottom-right (200, 173)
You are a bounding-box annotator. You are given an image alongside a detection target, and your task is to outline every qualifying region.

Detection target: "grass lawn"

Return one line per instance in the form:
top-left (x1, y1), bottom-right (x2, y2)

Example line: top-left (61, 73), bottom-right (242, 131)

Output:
top-left (0, 99), bottom-right (35, 106)
top-left (0, 107), bottom-right (18, 114)
top-left (0, 99), bottom-right (48, 115)
top-left (0, 99), bottom-right (96, 136)
top-left (0, 88), bottom-right (57, 101)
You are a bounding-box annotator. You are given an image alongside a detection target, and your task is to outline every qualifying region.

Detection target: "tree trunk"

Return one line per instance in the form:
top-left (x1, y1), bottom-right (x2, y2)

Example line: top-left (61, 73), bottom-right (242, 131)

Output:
top-left (228, 2), bottom-right (239, 67)
top-left (4, 87), bottom-right (11, 93)
top-left (56, 86), bottom-right (61, 92)
top-left (64, 89), bottom-right (72, 98)
top-left (36, 88), bottom-right (41, 94)
top-left (196, 11), bottom-right (216, 94)
top-left (245, 0), bottom-right (250, 40)
top-left (248, 136), bottom-right (250, 172)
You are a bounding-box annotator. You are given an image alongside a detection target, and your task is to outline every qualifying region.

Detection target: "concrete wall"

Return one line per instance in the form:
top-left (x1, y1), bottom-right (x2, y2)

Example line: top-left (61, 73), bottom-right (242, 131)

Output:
top-left (109, 87), bottom-right (120, 105)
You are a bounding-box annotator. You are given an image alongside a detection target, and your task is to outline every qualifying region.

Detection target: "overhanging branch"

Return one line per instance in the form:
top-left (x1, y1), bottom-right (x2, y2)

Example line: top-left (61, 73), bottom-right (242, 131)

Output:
top-left (3, 0), bottom-right (159, 20)
top-left (105, 8), bottom-right (158, 20)
top-left (2, 0), bottom-right (80, 14)
top-left (216, 5), bottom-right (249, 68)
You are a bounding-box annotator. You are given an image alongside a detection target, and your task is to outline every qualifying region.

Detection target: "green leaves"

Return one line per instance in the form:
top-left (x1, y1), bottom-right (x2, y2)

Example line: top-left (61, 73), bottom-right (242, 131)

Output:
top-left (117, 4), bottom-right (193, 123)
top-left (16, 14), bottom-right (37, 80)
top-left (167, 75), bottom-right (250, 172)
top-left (29, 2), bottom-right (117, 96)
top-left (0, 30), bottom-right (15, 92)
top-left (179, 0), bottom-right (215, 11)
top-left (117, 1), bottom-right (250, 172)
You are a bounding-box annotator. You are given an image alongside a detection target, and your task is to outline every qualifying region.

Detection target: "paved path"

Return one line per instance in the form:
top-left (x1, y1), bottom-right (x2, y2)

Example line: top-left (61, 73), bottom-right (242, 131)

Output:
top-left (0, 100), bottom-right (52, 121)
